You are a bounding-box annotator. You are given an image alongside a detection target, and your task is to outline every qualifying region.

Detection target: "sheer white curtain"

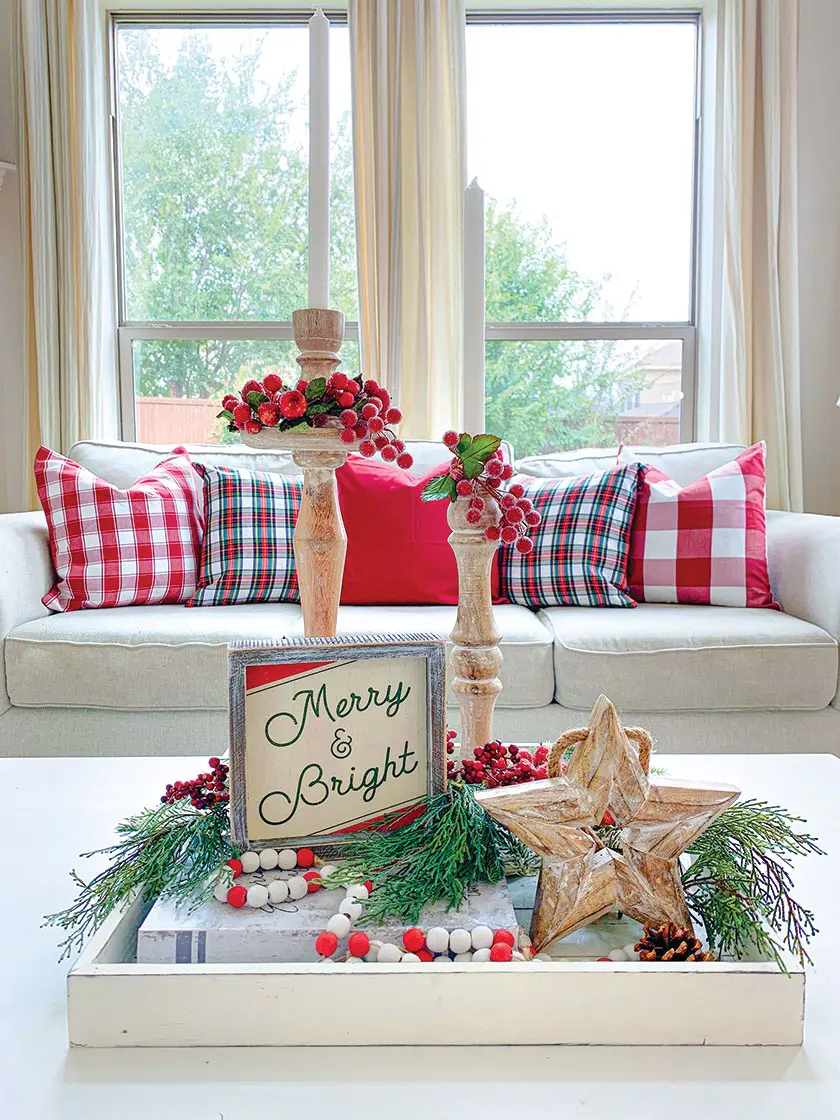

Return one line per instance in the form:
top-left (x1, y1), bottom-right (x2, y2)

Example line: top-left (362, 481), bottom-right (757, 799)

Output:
top-left (349, 0), bottom-right (466, 440)
top-left (715, 0), bottom-right (802, 510)
top-left (16, 0), bottom-right (118, 500)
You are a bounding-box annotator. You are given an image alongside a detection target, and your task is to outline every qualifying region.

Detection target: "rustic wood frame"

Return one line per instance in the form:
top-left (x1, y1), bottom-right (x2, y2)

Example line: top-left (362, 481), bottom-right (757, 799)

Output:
top-left (228, 634), bottom-right (447, 854)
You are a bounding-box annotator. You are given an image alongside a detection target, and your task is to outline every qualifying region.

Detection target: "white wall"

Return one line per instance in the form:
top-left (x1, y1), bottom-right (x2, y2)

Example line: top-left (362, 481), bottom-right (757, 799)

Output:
top-left (0, 2), bottom-right (838, 514)
top-left (0, 0), bottom-right (26, 514)
top-left (798, 0), bottom-right (840, 516)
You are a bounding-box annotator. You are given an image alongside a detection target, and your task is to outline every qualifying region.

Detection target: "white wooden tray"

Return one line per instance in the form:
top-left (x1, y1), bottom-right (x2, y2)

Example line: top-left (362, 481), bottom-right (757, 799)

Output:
top-left (67, 892), bottom-right (805, 1047)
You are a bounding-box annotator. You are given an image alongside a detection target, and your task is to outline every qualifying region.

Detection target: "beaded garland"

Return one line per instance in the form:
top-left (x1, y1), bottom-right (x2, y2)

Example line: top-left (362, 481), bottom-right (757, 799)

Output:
top-left (213, 848), bottom-right (536, 964)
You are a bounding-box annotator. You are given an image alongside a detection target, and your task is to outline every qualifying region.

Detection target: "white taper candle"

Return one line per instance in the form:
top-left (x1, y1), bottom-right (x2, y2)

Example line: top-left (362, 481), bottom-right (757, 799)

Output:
top-left (463, 178), bottom-right (486, 433)
top-left (308, 8), bottom-right (330, 308)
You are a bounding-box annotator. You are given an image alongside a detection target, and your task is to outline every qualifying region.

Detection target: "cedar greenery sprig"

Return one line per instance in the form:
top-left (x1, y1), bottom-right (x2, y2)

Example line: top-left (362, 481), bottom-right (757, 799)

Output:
top-left (43, 801), bottom-right (234, 961)
top-left (324, 783), bottom-right (539, 925)
top-left (681, 798), bottom-right (823, 970)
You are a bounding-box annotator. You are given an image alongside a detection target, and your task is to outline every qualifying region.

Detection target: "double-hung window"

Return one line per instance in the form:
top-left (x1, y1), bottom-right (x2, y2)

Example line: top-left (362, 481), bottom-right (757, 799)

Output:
top-left (466, 12), bottom-right (700, 457)
top-left (111, 12), bottom-right (357, 444)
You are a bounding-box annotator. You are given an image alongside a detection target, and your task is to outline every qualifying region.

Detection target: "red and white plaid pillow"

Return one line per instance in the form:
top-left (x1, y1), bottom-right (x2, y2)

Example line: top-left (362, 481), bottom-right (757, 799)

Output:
top-left (622, 442), bottom-right (777, 608)
top-left (35, 446), bottom-right (205, 612)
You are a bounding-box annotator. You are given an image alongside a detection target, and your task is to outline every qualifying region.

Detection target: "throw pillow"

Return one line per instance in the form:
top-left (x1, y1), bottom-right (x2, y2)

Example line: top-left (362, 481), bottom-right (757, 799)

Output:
top-left (34, 445), bottom-right (204, 612)
top-left (499, 464), bottom-right (641, 608)
top-left (622, 441), bottom-right (777, 607)
top-left (187, 463), bottom-right (301, 606)
top-left (336, 455), bottom-right (500, 604)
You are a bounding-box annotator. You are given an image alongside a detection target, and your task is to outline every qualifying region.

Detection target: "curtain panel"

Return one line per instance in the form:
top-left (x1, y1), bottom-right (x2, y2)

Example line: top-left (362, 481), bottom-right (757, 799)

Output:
top-left (16, 0), bottom-right (118, 504)
top-left (715, 0), bottom-right (803, 511)
top-left (349, 0), bottom-right (466, 440)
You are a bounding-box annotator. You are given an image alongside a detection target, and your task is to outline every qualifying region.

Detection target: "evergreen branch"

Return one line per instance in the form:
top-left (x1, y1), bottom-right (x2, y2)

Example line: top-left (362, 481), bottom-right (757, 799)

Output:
top-left (327, 783), bottom-right (537, 925)
top-left (682, 799), bottom-right (823, 969)
top-left (44, 801), bottom-right (234, 961)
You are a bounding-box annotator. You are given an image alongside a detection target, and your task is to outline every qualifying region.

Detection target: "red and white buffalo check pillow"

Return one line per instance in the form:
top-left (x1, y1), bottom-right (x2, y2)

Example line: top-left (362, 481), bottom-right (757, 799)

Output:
top-left (35, 446), bottom-right (205, 612)
top-left (622, 442), bottom-right (777, 608)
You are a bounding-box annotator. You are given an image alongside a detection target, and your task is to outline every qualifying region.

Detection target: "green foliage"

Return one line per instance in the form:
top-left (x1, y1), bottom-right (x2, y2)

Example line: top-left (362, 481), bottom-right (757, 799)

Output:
top-left (483, 201), bottom-right (650, 458)
top-left (325, 783), bottom-right (538, 926)
top-left (682, 799), bottom-right (823, 969)
top-left (421, 473), bottom-right (456, 502)
top-left (43, 802), bottom-right (234, 961)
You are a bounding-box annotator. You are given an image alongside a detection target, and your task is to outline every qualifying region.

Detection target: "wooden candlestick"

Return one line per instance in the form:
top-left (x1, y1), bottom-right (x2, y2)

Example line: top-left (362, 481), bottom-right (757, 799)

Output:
top-left (447, 495), bottom-right (502, 750)
top-left (240, 308), bottom-right (348, 638)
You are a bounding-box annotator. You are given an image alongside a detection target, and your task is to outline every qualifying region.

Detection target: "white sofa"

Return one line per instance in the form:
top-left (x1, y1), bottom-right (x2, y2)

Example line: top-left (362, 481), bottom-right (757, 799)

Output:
top-left (1, 439), bottom-right (838, 757)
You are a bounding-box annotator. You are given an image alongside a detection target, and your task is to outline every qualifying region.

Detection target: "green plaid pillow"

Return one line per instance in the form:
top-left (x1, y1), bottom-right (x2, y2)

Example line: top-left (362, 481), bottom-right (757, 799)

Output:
top-left (499, 464), bottom-right (641, 608)
top-left (186, 464), bottom-right (301, 606)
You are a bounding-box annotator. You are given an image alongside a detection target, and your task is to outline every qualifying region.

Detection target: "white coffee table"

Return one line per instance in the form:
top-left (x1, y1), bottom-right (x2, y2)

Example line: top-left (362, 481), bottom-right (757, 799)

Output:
top-left (3, 753), bottom-right (839, 1119)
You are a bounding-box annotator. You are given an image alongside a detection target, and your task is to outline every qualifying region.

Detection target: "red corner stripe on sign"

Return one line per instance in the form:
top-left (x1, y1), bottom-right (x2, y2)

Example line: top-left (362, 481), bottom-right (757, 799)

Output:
top-left (245, 661), bottom-right (335, 692)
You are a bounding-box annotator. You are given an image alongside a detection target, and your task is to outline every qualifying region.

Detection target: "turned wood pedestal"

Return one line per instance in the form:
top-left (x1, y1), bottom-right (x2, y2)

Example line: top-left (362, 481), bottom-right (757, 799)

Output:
top-left (447, 496), bottom-right (503, 750)
top-left (240, 309), bottom-right (347, 638)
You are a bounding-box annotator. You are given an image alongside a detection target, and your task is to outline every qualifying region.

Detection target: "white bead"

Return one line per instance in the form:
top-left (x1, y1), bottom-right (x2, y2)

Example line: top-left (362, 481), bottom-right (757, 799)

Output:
top-left (259, 848), bottom-right (279, 870)
top-left (246, 884), bottom-right (269, 908)
top-left (472, 947), bottom-right (491, 962)
top-left (608, 948), bottom-right (628, 962)
top-left (287, 876), bottom-right (308, 901)
top-left (213, 880), bottom-right (229, 903)
top-left (345, 956), bottom-right (365, 965)
top-left (318, 864), bottom-right (338, 881)
top-left (240, 851), bottom-right (260, 874)
top-left (448, 928), bottom-right (472, 955)
top-left (377, 943), bottom-right (402, 963)
top-left (277, 848), bottom-right (297, 870)
top-left (470, 924), bottom-right (493, 951)
top-left (267, 879), bottom-right (289, 904)
top-left (364, 939), bottom-right (383, 962)
top-left (623, 943), bottom-right (639, 958)
top-left (453, 952), bottom-right (473, 963)
top-left (535, 953), bottom-right (553, 962)
top-left (512, 951), bottom-right (526, 962)
top-left (401, 952), bottom-right (420, 963)
top-left (327, 913), bottom-right (351, 938)
top-left (346, 884), bottom-right (369, 901)
top-left (339, 899), bottom-right (363, 921)
top-left (426, 927), bottom-right (450, 954)
top-left (430, 954), bottom-right (452, 964)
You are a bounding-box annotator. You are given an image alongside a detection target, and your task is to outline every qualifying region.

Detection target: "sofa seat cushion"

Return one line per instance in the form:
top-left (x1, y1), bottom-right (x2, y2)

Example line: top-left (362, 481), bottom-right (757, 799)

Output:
top-left (5, 603), bottom-right (554, 711)
top-left (538, 602), bottom-right (838, 712)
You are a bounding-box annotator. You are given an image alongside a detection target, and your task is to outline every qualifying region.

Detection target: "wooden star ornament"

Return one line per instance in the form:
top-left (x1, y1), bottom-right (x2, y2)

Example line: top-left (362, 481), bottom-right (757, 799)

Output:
top-left (475, 695), bottom-right (740, 953)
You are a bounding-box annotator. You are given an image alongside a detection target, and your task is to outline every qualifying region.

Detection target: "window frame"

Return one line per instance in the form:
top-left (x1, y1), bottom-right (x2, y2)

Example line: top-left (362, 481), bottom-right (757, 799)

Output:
top-left (465, 8), bottom-right (703, 443)
top-left (108, 9), bottom-right (357, 441)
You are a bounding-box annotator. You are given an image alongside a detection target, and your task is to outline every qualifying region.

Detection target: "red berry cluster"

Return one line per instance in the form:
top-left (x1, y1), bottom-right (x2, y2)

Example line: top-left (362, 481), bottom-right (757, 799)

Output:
top-left (441, 432), bottom-right (540, 554)
top-left (447, 739), bottom-right (551, 788)
top-left (161, 756), bottom-right (229, 809)
top-left (220, 373), bottom-right (413, 469)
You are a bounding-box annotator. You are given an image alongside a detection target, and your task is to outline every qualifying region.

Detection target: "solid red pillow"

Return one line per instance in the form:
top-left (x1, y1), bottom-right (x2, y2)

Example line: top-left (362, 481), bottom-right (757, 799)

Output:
top-left (336, 456), bottom-right (500, 605)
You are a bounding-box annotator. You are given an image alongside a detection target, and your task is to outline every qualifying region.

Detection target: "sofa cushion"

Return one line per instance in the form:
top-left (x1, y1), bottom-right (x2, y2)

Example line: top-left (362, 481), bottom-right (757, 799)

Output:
top-left (538, 602), bottom-right (838, 712)
top-left (516, 442), bottom-right (747, 488)
top-left (5, 603), bottom-right (554, 711)
top-left (68, 439), bottom-right (513, 489)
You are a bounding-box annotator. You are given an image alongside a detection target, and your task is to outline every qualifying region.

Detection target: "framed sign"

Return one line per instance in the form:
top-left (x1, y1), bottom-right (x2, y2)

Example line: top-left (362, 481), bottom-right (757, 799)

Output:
top-left (228, 634), bottom-right (447, 852)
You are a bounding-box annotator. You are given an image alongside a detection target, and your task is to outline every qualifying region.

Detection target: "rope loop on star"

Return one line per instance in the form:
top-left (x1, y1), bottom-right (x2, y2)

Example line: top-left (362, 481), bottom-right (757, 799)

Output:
top-left (548, 726), bottom-right (653, 778)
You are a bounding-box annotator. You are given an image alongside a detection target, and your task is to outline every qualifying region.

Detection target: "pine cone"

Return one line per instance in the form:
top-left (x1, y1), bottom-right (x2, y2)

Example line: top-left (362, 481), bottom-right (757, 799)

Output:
top-left (635, 922), bottom-right (716, 962)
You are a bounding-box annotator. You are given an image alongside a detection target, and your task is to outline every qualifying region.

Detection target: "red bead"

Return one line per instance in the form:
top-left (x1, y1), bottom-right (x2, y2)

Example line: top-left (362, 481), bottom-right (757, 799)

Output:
top-left (227, 858), bottom-right (243, 877)
top-left (417, 949), bottom-right (434, 962)
top-left (363, 880), bottom-right (373, 893)
top-left (348, 931), bottom-right (370, 958)
top-left (493, 929), bottom-right (515, 947)
top-left (227, 885), bottom-right (247, 908)
top-left (303, 870), bottom-right (322, 893)
top-left (598, 957), bottom-right (612, 962)
top-left (208, 757), bottom-right (220, 768)
top-left (490, 943), bottom-right (513, 962)
top-left (296, 848), bottom-right (316, 869)
top-left (315, 931), bottom-right (339, 957)
top-left (403, 927), bottom-right (426, 953)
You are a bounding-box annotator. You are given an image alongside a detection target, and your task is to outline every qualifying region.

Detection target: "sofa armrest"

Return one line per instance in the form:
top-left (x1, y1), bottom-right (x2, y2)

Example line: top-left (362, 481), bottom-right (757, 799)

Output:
top-left (766, 510), bottom-right (840, 709)
top-left (0, 512), bottom-right (53, 713)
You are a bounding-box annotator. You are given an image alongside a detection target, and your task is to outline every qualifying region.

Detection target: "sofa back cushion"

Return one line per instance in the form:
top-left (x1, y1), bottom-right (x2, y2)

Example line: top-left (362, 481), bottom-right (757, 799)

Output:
top-left (68, 438), bottom-right (513, 489)
top-left (515, 441), bottom-right (747, 488)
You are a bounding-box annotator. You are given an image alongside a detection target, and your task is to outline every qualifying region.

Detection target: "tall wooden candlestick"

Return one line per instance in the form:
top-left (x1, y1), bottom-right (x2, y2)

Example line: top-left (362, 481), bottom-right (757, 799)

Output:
top-left (447, 495), bottom-right (502, 750)
top-left (241, 309), bottom-right (347, 638)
